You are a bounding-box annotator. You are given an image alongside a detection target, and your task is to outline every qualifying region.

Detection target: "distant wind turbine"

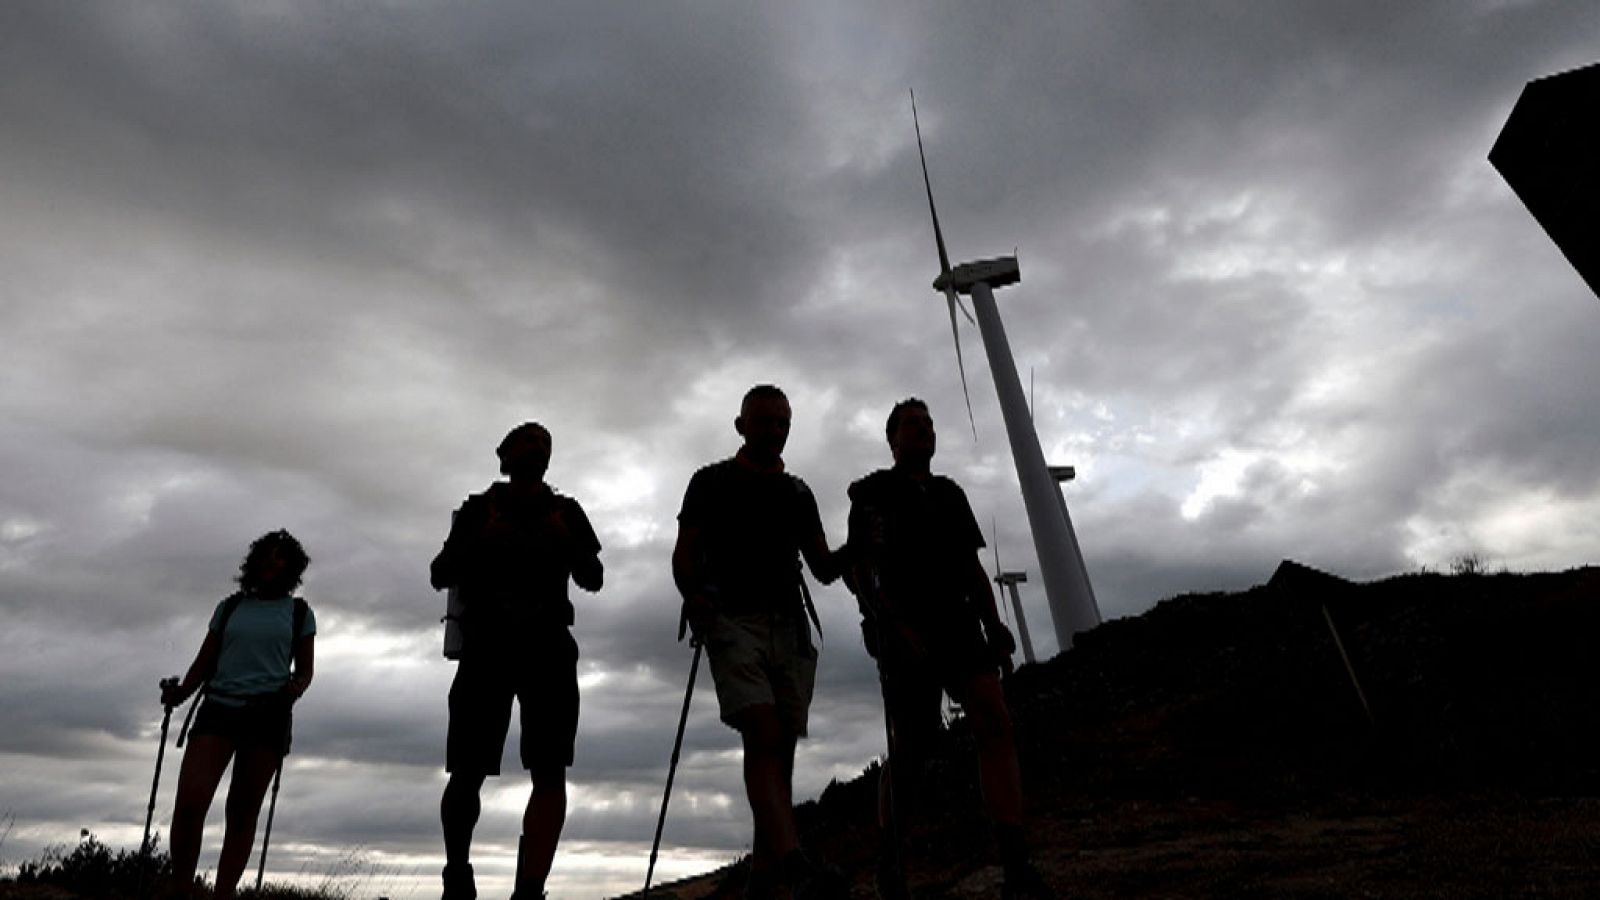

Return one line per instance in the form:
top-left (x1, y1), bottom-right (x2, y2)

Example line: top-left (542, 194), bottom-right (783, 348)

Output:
top-left (911, 92), bottom-right (1101, 651)
top-left (991, 517), bottom-right (1037, 665)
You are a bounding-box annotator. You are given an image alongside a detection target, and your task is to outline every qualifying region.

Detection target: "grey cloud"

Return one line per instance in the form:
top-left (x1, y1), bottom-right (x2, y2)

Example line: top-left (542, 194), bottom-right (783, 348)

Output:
top-left (5, 2), bottom-right (1600, 896)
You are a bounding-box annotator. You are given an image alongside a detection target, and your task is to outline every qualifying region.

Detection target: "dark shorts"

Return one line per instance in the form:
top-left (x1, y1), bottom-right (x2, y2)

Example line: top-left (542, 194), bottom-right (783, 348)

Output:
top-left (190, 696), bottom-right (294, 756)
top-left (882, 617), bottom-right (996, 754)
top-left (447, 629), bottom-right (579, 776)
top-left (703, 611), bottom-right (817, 737)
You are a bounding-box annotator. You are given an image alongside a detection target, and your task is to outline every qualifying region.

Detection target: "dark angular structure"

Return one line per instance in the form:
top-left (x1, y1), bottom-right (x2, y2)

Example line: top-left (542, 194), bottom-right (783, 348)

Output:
top-left (1490, 62), bottom-right (1600, 300)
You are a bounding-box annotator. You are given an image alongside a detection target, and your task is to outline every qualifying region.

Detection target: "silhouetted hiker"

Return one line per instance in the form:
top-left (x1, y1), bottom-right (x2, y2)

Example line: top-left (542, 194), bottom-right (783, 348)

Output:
top-left (430, 422), bottom-right (603, 900)
top-left (160, 530), bottom-right (316, 900)
top-left (672, 384), bottom-right (848, 900)
top-left (846, 398), bottom-right (1055, 900)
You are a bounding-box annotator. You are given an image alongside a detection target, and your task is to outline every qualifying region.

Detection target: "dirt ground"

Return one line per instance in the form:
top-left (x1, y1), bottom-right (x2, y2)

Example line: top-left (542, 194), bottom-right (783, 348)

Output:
top-left (646, 791), bottom-right (1600, 899)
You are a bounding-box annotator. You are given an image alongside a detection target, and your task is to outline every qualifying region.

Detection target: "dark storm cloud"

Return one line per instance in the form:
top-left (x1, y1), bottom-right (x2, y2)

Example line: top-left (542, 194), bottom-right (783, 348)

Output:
top-left (5, 2), bottom-right (1600, 896)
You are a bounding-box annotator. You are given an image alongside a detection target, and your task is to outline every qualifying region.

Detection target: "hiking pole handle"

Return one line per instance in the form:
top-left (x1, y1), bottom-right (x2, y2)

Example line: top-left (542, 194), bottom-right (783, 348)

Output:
top-left (644, 639), bottom-right (702, 897)
top-left (142, 682), bottom-right (179, 855)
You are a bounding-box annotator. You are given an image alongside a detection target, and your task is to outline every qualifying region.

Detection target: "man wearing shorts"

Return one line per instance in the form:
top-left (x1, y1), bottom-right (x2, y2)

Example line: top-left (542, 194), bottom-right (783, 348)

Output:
top-left (431, 422), bottom-right (603, 900)
top-left (846, 398), bottom-right (1053, 900)
top-left (672, 384), bottom-right (847, 899)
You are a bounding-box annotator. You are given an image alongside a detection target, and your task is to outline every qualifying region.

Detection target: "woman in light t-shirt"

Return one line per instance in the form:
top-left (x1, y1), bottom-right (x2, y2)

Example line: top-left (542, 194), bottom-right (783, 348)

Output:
top-left (160, 530), bottom-right (316, 899)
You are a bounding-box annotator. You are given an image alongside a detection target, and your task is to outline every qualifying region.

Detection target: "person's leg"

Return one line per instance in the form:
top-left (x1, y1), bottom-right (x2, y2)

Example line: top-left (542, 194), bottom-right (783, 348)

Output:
top-left (441, 654), bottom-right (512, 898)
top-left (169, 734), bottom-right (235, 887)
top-left (875, 670), bottom-right (938, 900)
top-left (441, 771), bottom-right (488, 867)
top-left (955, 673), bottom-right (1022, 827)
top-left (513, 630), bottom-right (578, 898)
top-left (953, 672), bottom-right (1053, 897)
top-left (515, 766), bottom-right (567, 897)
top-left (734, 704), bottom-right (800, 872)
top-left (212, 746), bottom-right (280, 900)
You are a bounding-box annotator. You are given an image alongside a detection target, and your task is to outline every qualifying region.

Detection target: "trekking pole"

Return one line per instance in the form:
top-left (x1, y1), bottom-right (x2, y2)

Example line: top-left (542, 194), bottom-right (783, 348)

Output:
top-left (255, 708), bottom-right (293, 891)
top-left (143, 679), bottom-right (179, 855)
top-left (643, 637), bottom-right (703, 897)
top-left (255, 760), bottom-right (284, 890)
top-left (861, 562), bottom-right (909, 898)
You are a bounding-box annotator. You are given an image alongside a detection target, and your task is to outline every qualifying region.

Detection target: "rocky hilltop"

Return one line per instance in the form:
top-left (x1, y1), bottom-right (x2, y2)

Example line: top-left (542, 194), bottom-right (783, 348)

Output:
top-left (628, 561), bottom-right (1600, 899)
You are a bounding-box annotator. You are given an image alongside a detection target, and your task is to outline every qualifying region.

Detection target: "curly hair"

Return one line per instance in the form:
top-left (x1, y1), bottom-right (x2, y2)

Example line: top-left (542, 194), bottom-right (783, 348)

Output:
top-left (236, 530), bottom-right (311, 596)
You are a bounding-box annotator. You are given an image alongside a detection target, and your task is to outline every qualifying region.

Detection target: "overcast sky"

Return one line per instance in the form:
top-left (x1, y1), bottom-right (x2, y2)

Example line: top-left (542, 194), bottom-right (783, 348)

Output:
top-left (3, 2), bottom-right (1598, 897)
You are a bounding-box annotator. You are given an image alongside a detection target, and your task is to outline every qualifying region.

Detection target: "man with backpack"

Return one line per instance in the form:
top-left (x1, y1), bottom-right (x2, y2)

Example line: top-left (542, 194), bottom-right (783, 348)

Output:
top-left (672, 384), bottom-right (848, 899)
top-left (845, 398), bottom-right (1054, 900)
top-left (431, 422), bottom-right (603, 900)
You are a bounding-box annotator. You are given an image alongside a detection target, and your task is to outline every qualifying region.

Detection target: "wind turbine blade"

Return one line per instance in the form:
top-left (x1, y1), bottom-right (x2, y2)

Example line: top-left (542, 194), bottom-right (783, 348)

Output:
top-left (911, 89), bottom-right (953, 278)
top-left (954, 293), bottom-right (976, 325)
top-left (946, 287), bottom-right (978, 441)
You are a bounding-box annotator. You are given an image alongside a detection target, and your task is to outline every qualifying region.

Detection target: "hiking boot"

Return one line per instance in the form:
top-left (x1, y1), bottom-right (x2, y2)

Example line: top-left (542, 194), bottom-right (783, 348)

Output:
top-left (441, 862), bottom-right (476, 900)
top-left (1001, 858), bottom-right (1056, 900)
top-left (782, 849), bottom-right (849, 900)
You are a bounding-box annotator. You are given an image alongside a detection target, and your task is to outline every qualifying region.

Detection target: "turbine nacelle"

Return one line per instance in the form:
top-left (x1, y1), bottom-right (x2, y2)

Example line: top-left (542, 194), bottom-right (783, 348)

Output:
top-left (933, 255), bottom-right (1022, 295)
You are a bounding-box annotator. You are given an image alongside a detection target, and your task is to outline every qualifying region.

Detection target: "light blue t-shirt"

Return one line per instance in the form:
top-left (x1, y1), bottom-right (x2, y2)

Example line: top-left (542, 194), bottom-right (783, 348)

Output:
top-left (207, 593), bottom-right (317, 706)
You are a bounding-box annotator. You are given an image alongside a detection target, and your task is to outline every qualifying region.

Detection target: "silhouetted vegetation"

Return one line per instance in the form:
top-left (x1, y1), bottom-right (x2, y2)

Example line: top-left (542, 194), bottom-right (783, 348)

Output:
top-left (1, 832), bottom-right (373, 900)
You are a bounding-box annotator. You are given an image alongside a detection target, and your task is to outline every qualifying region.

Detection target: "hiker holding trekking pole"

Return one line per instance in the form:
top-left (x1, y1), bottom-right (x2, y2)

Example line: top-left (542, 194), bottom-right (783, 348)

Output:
top-left (159, 530), bottom-right (316, 900)
top-left (672, 384), bottom-right (849, 900)
top-left (844, 399), bottom-right (1054, 900)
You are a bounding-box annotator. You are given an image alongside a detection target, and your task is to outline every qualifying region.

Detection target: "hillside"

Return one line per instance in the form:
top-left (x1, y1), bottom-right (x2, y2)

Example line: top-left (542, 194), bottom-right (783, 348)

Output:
top-left (628, 561), bottom-right (1600, 899)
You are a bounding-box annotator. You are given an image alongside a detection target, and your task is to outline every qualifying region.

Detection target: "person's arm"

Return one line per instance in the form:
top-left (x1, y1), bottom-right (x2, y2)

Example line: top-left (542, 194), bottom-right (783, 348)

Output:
top-left (430, 497), bottom-right (482, 591)
top-left (672, 523), bottom-right (715, 638)
top-left (970, 554), bottom-right (1016, 673)
top-left (970, 554), bottom-right (1006, 630)
top-left (286, 633), bottom-right (315, 699)
top-left (801, 533), bottom-right (842, 586)
top-left (162, 631), bottom-right (221, 707)
top-left (572, 553), bottom-right (603, 592)
top-left (795, 479), bottom-right (840, 585)
top-left (560, 501), bottom-right (604, 593)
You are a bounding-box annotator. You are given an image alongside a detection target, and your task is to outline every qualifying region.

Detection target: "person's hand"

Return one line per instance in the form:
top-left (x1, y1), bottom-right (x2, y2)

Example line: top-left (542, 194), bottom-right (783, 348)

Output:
top-left (284, 675), bottom-right (309, 700)
top-left (682, 592), bottom-right (716, 642)
top-left (159, 677), bottom-right (188, 709)
top-left (984, 620), bottom-right (1017, 675)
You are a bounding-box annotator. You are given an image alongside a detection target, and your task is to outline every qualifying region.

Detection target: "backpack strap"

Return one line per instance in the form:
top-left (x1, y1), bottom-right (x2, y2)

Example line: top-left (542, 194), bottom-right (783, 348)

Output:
top-left (796, 561), bottom-right (823, 645)
top-left (291, 597), bottom-right (309, 673)
top-left (206, 593), bottom-right (248, 682)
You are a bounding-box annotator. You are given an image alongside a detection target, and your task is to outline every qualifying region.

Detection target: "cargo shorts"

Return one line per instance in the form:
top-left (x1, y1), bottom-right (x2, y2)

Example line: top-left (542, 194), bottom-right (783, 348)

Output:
top-left (703, 610), bottom-right (817, 736)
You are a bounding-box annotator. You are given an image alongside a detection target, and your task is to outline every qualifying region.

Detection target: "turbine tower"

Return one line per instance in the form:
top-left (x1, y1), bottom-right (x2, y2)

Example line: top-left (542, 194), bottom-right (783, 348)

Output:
top-left (912, 92), bottom-right (1101, 650)
top-left (991, 522), bottom-right (1037, 665)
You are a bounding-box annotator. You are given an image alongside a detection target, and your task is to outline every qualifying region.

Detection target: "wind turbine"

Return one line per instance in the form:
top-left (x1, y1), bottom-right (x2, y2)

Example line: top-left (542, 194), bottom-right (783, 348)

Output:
top-left (991, 519), bottom-right (1037, 665)
top-left (912, 92), bottom-right (1102, 651)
